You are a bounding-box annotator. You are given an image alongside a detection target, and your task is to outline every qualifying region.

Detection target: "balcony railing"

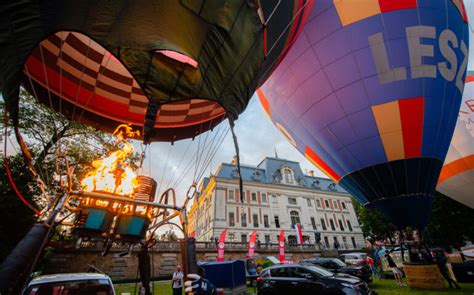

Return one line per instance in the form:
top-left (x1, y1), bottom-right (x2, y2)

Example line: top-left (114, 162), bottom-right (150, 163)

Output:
top-left (64, 240), bottom-right (361, 253)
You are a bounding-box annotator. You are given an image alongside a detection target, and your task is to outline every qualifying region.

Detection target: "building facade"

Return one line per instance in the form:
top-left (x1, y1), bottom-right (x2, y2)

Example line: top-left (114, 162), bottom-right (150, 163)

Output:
top-left (188, 157), bottom-right (366, 250)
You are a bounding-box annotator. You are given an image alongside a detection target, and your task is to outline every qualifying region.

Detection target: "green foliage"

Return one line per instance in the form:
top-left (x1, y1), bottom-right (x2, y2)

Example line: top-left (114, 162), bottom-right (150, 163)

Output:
top-left (0, 154), bottom-right (38, 261)
top-left (0, 89), bottom-right (135, 261)
top-left (352, 193), bottom-right (474, 248)
top-left (351, 198), bottom-right (397, 242)
top-left (424, 192), bottom-right (474, 249)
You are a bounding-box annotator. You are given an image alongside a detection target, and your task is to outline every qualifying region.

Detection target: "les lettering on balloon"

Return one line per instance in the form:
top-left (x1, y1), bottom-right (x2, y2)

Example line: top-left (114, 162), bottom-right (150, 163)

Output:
top-left (370, 25), bottom-right (469, 93)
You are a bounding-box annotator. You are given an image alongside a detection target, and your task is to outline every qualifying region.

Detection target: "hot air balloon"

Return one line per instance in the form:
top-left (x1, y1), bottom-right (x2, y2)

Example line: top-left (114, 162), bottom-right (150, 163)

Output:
top-left (437, 71), bottom-right (474, 208)
top-left (257, 0), bottom-right (470, 229)
top-left (0, 1), bottom-right (315, 292)
top-left (1, 0), bottom-right (314, 143)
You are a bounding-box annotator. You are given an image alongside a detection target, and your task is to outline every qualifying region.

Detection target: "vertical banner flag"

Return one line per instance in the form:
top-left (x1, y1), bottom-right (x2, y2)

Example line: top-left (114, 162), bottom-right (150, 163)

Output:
top-left (295, 224), bottom-right (303, 245)
top-left (279, 230), bottom-right (285, 263)
top-left (217, 229), bottom-right (227, 262)
top-left (247, 230), bottom-right (257, 258)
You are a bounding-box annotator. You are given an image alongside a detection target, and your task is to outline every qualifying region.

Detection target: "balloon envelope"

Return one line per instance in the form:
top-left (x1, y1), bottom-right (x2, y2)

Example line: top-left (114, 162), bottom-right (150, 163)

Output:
top-left (0, 0), bottom-right (313, 142)
top-left (437, 71), bottom-right (474, 208)
top-left (258, 0), bottom-right (470, 229)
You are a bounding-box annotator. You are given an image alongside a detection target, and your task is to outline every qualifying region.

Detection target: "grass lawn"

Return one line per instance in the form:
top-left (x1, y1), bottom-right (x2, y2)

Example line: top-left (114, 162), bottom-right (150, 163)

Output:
top-left (369, 278), bottom-right (474, 295)
top-left (115, 279), bottom-right (474, 294)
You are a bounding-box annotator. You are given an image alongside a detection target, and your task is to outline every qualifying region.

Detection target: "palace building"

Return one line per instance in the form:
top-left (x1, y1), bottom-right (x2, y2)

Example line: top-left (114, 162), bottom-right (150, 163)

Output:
top-left (187, 156), bottom-right (366, 250)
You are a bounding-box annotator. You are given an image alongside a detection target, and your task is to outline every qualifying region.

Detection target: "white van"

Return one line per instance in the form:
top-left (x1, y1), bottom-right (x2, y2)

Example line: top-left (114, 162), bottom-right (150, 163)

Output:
top-left (23, 273), bottom-right (115, 295)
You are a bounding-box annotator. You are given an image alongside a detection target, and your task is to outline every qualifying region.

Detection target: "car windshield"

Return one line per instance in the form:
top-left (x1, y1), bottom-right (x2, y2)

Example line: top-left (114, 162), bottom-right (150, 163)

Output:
top-left (333, 259), bottom-right (347, 267)
top-left (305, 265), bottom-right (334, 277)
top-left (24, 279), bottom-right (113, 295)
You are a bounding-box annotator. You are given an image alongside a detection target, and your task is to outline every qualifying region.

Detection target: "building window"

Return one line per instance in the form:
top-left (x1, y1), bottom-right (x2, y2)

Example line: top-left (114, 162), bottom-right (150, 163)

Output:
top-left (229, 212), bottom-right (235, 227)
top-left (253, 214), bottom-right (259, 227)
top-left (316, 199), bottom-right (321, 208)
top-left (264, 215), bottom-right (270, 228)
top-left (342, 237), bottom-right (348, 249)
top-left (325, 200), bottom-right (330, 208)
top-left (274, 215), bottom-right (280, 228)
top-left (342, 202), bottom-right (346, 209)
top-left (241, 213), bottom-right (247, 227)
top-left (265, 235), bottom-right (271, 244)
top-left (307, 199), bottom-right (312, 207)
top-left (288, 235), bottom-right (297, 245)
top-left (351, 237), bottom-right (357, 249)
top-left (321, 218), bottom-right (327, 230)
top-left (288, 197), bottom-right (297, 205)
top-left (324, 236), bottom-right (329, 248)
top-left (347, 220), bottom-right (353, 231)
top-left (272, 195), bottom-right (278, 204)
top-left (333, 200), bottom-right (338, 209)
top-left (339, 220), bottom-right (345, 231)
top-left (241, 234), bottom-right (247, 243)
top-left (229, 190), bottom-right (234, 200)
top-left (290, 211), bottom-right (301, 227)
top-left (252, 192), bottom-right (257, 202)
top-left (283, 168), bottom-right (294, 184)
top-left (262, 193), bottom-right (267, 203)
top-left (333, 236), bottom-right (339, 248)
top-left (229, 233), bottom-right (235, 242)
top-left (330, 219), bottom-right (335, 231)
top-left (311, 217), bottom-right (317, 230)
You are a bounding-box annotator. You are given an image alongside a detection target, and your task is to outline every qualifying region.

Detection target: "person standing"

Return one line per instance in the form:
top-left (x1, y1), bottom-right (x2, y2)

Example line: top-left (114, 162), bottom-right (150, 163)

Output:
top-left (172, 265), bottom-right (184, 295)
top-left (386, 253), bottom-right (404, 286)
top-left (433, 249), bottom-right (460, 289)
top-left (367, 255), bottom-right (377, 280)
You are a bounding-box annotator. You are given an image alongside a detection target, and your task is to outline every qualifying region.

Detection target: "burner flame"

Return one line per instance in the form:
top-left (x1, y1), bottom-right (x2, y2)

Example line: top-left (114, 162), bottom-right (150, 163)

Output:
top-left (81, 125), bottom-right (140, 196)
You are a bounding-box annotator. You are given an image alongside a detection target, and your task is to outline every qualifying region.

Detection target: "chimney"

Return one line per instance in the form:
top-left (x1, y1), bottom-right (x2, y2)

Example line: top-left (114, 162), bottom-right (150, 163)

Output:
top-left (231, 155), bottom-right (238, 165)
top-left (308, 170), bottom-right (315, 176)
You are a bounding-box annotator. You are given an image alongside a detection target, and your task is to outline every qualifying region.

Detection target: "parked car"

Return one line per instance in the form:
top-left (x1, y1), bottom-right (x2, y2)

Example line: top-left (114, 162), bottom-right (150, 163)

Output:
top-left (23, 273), bottom-right (115, 295)
top-left (339, 252), bottom-right (368, 266)
top-left (257, 264), bottom-right (371, 295)
top-left (301, 257), bottom-right (372, 283)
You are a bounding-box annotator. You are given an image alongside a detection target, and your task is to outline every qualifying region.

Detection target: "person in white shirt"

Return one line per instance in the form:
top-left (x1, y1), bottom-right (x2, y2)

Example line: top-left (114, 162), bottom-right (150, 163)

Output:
top-left (172, 265), bottom-right (184, 295)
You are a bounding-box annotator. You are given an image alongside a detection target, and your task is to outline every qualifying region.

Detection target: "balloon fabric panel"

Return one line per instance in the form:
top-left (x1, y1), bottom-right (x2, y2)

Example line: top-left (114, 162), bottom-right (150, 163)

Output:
top-left (437, 71), bottom-right (474, 208)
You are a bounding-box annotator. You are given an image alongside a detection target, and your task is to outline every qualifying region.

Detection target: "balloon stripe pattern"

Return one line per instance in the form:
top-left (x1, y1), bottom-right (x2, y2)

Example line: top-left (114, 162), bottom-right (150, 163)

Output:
top-left (437, 71), bottom-right (474, 208)
top-left (258, 0), bottom-right (469, 229)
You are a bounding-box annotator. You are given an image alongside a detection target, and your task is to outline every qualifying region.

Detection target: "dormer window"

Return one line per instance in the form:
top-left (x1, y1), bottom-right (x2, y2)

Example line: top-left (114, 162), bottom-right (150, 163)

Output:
top-left (252, 171), bottom-right (261, 181)
top-left (282, 167), bottom-right (294, 184)
top-left (231, 169), bottom-right (239, 178)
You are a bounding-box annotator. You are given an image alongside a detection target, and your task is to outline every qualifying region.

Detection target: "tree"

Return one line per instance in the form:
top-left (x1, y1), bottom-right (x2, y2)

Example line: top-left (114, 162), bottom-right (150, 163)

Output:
top-left (353, 193), bottom-right (474, 249)
top-left (425, 192), bottom-right (474, 249)
top-left (0, 89), bottom-right (125, 261)
top-left (0, 154), bottom-right (39, 260)
top-left (351, 198), bottom-right (397, 243)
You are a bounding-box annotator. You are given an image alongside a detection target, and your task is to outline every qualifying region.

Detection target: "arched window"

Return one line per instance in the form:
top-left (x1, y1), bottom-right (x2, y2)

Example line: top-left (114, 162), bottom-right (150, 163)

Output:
top-left (290, 210), bottom-right (300, 227)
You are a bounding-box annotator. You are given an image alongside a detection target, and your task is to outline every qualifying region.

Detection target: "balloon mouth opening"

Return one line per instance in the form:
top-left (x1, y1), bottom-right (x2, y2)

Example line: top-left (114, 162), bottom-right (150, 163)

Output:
top-left (21, 31), bottom-right (227, 141)
top-left (368, 194), bottom-right (434, 230)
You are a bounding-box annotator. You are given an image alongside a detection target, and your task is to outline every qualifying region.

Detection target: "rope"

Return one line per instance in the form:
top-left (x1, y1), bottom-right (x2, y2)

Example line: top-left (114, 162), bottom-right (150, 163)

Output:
top-left (3, 112), bottom-right (40, 214)
top-left (228, 119), bottom-right (244, 203)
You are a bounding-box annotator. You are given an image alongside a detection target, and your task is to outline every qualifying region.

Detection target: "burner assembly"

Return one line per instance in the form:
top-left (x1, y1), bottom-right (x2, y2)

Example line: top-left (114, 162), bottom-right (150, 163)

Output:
top-left (69, 176), bottom-right (158, 243)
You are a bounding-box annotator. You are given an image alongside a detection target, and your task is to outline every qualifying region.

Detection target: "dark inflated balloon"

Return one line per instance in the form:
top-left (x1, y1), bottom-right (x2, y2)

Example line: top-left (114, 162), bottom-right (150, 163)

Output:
top-left (0, 0), bottom-right (314, 142)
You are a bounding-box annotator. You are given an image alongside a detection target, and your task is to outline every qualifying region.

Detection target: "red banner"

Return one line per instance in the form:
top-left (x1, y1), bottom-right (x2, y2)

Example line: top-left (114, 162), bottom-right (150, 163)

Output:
top-left (279, 230), bottom-right (285, 263)
top-left (217, 229), bottom-right (227, 262)
top-left (295, 224), bottom-right (303, 245)
top-left (247, 230), bottom-right (257, 258)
